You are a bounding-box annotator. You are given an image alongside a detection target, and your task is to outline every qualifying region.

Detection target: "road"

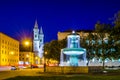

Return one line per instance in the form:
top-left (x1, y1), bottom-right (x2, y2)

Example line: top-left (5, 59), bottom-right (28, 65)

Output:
top-left (0, 68), bottom-right (44, 80)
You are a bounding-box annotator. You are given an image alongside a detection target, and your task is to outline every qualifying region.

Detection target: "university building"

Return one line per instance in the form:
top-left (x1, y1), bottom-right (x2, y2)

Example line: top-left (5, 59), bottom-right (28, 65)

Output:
top-left (0, 32), bottom-right (19, 66)
top-left (58, 30), bottom-right (91, 40)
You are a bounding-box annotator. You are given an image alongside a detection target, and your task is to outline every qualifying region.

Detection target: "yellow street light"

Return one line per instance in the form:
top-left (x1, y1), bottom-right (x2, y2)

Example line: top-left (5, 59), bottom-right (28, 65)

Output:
top-left (22, 39), bottom-right (32, 67)
top-left (23, 40), bottom-right (32, 52)
top-left (25, 41), bottom-right (30, 46)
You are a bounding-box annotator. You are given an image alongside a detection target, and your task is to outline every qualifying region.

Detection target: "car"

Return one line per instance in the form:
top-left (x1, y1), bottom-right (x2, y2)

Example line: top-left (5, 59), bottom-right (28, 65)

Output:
top-left (11, 66), bottom-right (19, 70)
top-left (31, 65), bottom-right (38, 68)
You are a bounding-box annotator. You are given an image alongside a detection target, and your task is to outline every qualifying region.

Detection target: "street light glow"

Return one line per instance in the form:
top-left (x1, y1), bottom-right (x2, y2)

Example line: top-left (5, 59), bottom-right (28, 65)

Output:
top-left (25, 41), bottom-right (30, 46)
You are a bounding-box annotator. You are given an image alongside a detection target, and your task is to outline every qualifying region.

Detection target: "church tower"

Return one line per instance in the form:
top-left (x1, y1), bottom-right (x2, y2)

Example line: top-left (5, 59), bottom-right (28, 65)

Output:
top-left (33, 20), bottom-right (44, 59)
top-left (39, 27), bottom-right (44, 47)
top-left (33, 20), bottom-right (40, 52)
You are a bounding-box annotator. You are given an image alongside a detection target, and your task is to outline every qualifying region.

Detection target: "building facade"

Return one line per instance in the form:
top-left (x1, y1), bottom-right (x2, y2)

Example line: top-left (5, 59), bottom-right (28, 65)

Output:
top-left (58, 31), bottom-right (90, 41)
top-left (33, 20), bottom-right (44, 64)
top-left (0, 32), bottom-right (19, 66)
top-left (19, 52), bottom-right (37, 66)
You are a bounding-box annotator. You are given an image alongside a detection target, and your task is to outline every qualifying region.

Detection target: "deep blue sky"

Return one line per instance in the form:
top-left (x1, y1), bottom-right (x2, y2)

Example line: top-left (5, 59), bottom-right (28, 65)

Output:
top-left (0, 0), bottom-right (120, 43)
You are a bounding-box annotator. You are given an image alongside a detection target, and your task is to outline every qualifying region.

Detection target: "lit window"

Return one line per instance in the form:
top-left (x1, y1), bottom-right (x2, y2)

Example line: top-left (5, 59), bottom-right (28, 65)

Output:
top-left (26, 58), bottom-right (29, 61)
top-left (5, 41), bottom-right (7, 44)
top-left (2, 50), bottom-right (4, 54)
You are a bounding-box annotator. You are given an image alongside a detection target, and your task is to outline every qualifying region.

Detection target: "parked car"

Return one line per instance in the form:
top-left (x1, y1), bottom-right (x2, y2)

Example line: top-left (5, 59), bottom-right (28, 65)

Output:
top-left (31, 65), bottom-right (38, 68)
top-left (11, 66), bottom-right (19, 70)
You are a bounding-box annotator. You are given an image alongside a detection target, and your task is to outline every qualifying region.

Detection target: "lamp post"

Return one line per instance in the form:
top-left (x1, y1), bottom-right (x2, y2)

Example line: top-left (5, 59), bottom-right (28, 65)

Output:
top-left (24, 40), bottom-right (32, 67)
top-left (25, 41), bottom-right (30, 46)
top-left (24, 40), bottom-right (30, 51)
top-left (44, 51), bottom-right (47, 72)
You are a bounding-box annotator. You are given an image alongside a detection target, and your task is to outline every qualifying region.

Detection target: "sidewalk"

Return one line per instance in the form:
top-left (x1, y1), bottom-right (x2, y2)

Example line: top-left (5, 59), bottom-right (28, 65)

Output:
top-left (0, 66), bottom-right (11, 71)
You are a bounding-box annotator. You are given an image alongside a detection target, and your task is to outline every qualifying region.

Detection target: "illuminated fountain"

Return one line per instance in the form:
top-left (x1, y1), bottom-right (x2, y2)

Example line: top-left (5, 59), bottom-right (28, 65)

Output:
top-left (60, 31), bottom-right (87, 66)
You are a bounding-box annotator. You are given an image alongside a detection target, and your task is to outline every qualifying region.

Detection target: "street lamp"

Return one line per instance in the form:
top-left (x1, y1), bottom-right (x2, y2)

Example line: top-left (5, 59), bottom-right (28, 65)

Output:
top-left (24, 41), bottom-right (30, 51)
top-left (25, 41), bottom-right (30, 46)
top-left (24, 40), bottom-right (32, 68)
top-left (44, 51), bottom-right (47, 72)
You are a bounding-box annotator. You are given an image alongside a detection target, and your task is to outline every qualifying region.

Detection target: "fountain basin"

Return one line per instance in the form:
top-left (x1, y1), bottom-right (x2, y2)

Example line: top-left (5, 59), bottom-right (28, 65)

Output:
top-left (63, 48), bottom-right (85, 55)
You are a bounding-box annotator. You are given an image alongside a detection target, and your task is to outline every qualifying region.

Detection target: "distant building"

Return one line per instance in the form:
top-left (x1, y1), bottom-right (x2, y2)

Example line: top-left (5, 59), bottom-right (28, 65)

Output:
top-left (57, 30), bottom-right (108, 40)
top-left (57, 30), bottom-right (92, 40)
top-left (0, 32), bottom-right (19, 66)
top-left (33, 20), bottom-right (44, 64)
top-left (19, 52), bottom-right (35, 66)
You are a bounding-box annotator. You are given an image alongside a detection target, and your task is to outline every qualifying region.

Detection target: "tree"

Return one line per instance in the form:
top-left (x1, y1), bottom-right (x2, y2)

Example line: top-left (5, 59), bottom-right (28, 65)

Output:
top-left (81, 32), bottom-right (95, 66)
top-left (114, 11), bottom-right (120, 28)
top-left (93, 11), bottom-right (120, 68)
top-left (94, 21), bottom-right (112, 68)
top-left (44, 39), bottom-right (67, 63)
top-left (110, 11), bottom-right (120, 60)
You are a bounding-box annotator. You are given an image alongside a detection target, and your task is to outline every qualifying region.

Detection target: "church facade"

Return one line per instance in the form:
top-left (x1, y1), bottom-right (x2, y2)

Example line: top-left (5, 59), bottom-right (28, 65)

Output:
top-left (33, 20), bottom-right (44, 64)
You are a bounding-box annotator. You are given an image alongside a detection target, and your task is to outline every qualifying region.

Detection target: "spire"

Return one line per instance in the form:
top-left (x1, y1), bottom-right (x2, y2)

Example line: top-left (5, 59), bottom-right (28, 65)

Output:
top-left (40, 26), bottom-right (43, 34)
top-left (34, 19), bottom-right (38, 29)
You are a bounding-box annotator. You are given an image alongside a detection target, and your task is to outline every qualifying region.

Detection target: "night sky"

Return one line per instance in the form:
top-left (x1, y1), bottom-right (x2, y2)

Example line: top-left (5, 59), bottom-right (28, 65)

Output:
top-left (0, 0), bottom-right (120, 43)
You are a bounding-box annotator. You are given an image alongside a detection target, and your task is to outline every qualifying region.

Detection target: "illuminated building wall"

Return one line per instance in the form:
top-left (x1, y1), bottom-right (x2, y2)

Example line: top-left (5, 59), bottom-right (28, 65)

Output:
top-left (58, 31), bottom-right (90, 40)
top-left (58, 31), bottom-right (108, 41)
top-left (19, 52), bottom-right (35, 65)
top-left (0, 32), bottom-right (19, 66)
